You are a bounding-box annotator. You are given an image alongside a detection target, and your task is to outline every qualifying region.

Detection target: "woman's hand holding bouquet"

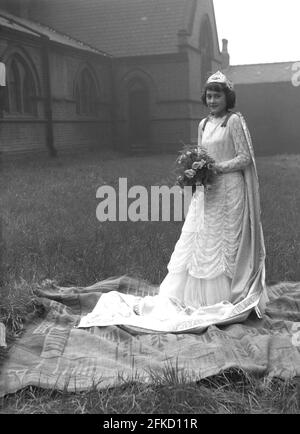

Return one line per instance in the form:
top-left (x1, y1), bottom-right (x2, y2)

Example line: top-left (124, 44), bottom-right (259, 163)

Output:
top-left (175, 145), bottom-right (217, 193)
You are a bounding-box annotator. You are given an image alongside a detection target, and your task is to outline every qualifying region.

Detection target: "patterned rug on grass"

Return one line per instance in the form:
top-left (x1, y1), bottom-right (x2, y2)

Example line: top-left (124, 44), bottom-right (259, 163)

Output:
top-left (0, 277), bottom-right (300, 398)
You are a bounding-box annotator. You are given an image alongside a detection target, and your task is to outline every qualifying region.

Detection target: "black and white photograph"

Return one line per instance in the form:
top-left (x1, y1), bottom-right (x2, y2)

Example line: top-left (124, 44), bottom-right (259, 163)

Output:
top-left (0, 0), bottom-right (299, 417)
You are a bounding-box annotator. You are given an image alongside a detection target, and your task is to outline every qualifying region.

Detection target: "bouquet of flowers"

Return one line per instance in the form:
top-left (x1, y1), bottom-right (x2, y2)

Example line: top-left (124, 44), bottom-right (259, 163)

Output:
top-left (175, 144), bottom-right (216, 193)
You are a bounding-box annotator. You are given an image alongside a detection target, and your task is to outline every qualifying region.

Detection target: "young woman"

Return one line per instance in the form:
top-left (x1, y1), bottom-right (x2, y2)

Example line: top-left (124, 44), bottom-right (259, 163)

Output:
top-left (80, 71), bottom-right (268, 331)
top-left (158, 71), bottom-right (268, 315)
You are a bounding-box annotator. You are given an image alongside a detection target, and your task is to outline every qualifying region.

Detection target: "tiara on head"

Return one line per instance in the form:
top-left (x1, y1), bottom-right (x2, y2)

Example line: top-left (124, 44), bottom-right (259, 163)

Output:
top-left (206, 71), bottom-right (234, 90)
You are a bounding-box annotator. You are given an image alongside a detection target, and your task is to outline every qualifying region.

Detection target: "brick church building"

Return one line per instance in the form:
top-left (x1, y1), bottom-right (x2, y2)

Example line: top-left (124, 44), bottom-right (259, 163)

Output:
top-left (0, 0), bottom-right (229, 156)
top-left (0, 0), bottom-right (299, 156)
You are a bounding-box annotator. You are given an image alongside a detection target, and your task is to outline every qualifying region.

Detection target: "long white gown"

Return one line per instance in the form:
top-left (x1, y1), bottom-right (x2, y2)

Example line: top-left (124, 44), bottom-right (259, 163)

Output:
top-left (159, 112), bottom-right (256, 308)
top-left (78, 112), bottom-right (268, 332)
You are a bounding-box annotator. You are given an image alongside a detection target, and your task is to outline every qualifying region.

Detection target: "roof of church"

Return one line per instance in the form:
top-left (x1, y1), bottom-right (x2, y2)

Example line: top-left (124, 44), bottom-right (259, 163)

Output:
top-left (0, 8), bottom-right (109, 55)
top-left (30, 0), bottom-right (198, 57)
top-left (227, 61), bottom-right (298, 84)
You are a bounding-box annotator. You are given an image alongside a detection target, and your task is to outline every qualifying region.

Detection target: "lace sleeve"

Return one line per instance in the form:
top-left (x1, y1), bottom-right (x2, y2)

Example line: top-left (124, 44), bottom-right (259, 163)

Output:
top-left (217, 115), bottom-right (252, 174)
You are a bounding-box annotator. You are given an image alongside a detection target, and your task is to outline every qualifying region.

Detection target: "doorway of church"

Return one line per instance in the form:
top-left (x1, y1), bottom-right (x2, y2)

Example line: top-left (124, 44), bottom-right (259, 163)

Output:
top-left (128, 82), bottom-right (150, 152)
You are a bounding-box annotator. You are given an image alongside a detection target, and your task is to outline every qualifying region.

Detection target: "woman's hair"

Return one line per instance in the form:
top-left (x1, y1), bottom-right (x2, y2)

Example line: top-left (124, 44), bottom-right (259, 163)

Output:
top-left (201, 82), bottom-right (236, 110)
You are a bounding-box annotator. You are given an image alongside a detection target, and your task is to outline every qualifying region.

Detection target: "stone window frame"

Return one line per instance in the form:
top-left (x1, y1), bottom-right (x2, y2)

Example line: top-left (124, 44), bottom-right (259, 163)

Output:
top-left (74, 66), bottom-right (99, 117)
top-left (199, 15), bottom-right (214, 88)
top-left (4, 52), bottom-right (39, 117)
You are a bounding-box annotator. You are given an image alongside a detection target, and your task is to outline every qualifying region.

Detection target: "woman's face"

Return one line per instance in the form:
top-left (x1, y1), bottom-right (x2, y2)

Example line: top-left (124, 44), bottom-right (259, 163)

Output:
top-left (206, 89), bottom-right (227, 117)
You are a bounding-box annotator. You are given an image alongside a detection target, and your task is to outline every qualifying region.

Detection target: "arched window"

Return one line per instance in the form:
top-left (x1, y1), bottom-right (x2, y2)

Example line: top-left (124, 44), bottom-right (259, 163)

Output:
top-left (200, 18), bottom-right (214, 88)
top-left (75, 68), bottom-right (98, 116)
top-left (7, 54), bottom-right (37, 115)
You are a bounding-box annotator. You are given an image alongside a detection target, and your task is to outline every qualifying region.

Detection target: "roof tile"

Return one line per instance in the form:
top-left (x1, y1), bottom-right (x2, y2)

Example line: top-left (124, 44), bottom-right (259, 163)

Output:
top-left (30, 0), bottom-right (194, 57)
top-left (227, 62), bottom-right (298, 84)
top-left (0, 8), bottom-right (106, 54)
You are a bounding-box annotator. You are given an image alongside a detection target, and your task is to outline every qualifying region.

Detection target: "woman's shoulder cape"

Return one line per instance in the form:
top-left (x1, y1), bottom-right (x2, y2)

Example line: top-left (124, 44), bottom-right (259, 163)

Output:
top-left (229, 112), bottom-right (268, 318)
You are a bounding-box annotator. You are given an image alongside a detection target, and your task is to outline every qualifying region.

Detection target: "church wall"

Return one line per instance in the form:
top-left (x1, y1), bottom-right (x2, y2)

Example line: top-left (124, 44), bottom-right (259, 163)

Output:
top-left (188, 0), bottom-right (221, 60)
top-left (0, 29), bottom-right (112, 156)
top-left (48, 48), bottom-right (112, 152)
top-left (0, 32), bottom-right (46, 154)
top-left (114, 54), bottom-right (191, 153)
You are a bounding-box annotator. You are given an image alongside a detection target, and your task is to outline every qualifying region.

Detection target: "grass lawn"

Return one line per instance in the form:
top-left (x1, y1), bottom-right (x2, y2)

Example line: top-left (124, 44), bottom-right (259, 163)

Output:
top-left (0, 150), bottom-right (300, 414)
